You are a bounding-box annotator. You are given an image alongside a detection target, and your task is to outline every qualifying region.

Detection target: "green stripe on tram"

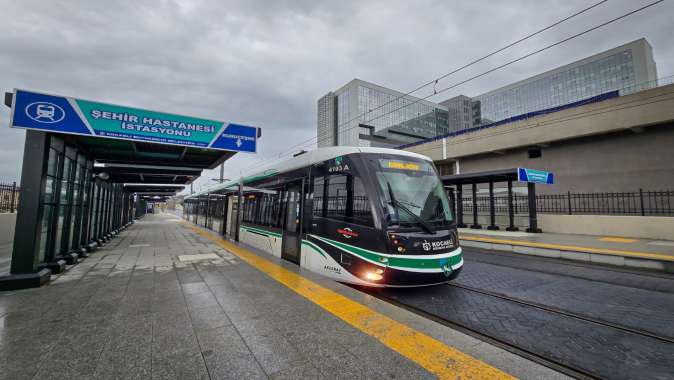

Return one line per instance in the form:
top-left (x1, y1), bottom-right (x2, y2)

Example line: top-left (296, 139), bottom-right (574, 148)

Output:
top-left (240, 226), bottom-right (461, 269)
top-left (241, 225), bottom-right (282, 238)
top-left (239, 225), bottom-right (327, 259)
top-left (310, 235), bottom-right (461, 270)
top-left (301, 240), bottom-right (327, 259)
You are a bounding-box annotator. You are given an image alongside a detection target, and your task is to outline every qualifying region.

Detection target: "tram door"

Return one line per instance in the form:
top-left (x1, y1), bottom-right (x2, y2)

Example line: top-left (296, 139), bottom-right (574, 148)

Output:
top-left (281, 183), bottom-right (302, 264)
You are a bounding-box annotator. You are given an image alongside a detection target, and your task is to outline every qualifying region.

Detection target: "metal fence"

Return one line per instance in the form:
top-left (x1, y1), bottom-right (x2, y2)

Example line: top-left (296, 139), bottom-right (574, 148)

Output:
top-left (460, 189), bottom-right (674, 217)
top-left (0, 182), bottom-right (19, 213)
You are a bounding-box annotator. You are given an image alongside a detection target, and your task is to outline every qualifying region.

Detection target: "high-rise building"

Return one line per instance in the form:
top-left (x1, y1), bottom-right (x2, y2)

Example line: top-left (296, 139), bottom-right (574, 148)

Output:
top-left (468, 38), bottom-right (657, 125)
top-left (316, 79), bottom-right (449, 148)
top-left (318, 39), bottom-right (659, 147)
top-left (440, 95), bottom-right (474, 132)
top-left (317, 92), bottom-right (337, 147)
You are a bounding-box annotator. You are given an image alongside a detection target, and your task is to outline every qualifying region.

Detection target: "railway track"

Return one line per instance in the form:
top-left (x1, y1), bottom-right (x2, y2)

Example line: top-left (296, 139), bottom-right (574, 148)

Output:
top-left (448, 282), bottom-right (674, 344)
top-left (365, 281), bottom-right (674, 380)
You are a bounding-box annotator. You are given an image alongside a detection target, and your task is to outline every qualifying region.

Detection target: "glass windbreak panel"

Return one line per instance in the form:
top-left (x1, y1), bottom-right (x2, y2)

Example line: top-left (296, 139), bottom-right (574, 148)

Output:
top-left (372, 157), bottom-right (453, 228)
top-left (68, 207), bottom-right (77, 250)
top-left (43, 177), bottom-right (56, 202)
top-left (53, 206), bottom-right (66, 254)
top-left (47, 148), bottom-right (59, 176)
top-left (72, 186), bottom-right (79, 205)
top-left (38, 205), bottom-right (53, 262)
top-left (60, 162), bottom-right (72, 203)
top-left (62, 156), bottom-right (71, 178)
top-left (60, 183), bottom-right (71, 206)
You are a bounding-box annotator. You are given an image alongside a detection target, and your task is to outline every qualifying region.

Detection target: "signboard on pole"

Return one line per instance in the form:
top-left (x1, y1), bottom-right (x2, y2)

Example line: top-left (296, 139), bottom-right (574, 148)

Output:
top-left (518, 168), bottom-right (554, 184)
top-left (9, 89), bottom-right (258, 153)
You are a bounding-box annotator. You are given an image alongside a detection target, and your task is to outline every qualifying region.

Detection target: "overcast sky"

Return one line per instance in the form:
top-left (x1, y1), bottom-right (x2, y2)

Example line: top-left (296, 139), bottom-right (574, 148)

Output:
top-left (0, 0), bottom-right (672, 193)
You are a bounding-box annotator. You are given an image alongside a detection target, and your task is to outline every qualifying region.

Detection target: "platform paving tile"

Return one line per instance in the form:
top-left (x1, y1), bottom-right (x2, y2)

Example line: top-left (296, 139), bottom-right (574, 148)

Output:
top-left (152, 350), bottom-right (210, 380)
top-left (196, 325), bottom-right (268, 379)
top-left (93, 340), bottom-right (152, 380)
top-left (0, 213), bottom-right (453, 379)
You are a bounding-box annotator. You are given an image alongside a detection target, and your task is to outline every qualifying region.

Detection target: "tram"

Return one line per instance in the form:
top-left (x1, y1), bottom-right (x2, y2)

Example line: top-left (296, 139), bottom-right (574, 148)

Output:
top-left (183, 147), bottom-right (463, 287)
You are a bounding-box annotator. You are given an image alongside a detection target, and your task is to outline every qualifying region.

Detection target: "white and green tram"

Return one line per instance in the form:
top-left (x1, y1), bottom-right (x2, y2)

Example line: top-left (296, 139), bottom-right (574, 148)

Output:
top-left (183, 147), bottom-right (463, 287)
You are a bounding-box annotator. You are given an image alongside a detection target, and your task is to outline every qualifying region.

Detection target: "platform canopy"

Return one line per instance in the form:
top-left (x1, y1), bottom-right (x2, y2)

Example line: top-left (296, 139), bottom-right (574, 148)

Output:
top-left (441, 167), bottom-right (553, 186)
top-left (441, 168), bottom-right (520, 186)
top-left (84, 136), bottom-right (236, 196)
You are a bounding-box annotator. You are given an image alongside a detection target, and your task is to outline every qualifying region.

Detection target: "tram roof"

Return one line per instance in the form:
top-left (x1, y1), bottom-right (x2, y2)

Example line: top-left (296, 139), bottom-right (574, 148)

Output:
top-left (184, 146), bottom-right (432, 199)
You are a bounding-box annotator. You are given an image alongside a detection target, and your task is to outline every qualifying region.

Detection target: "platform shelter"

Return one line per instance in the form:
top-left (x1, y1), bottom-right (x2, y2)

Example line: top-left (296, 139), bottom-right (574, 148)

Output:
top-left (441, 167), bottom-right (554, 233)
top-left (0, 89), bottom-right (259, 289)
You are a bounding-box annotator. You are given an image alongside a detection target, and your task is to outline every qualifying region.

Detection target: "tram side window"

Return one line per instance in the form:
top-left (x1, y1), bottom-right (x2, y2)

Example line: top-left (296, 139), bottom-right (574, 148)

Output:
top-left (242, 195), bottom-right (257, 224)
top-left (312, 177), bottom-right (325, 216)
top-left (242, 191), bottom-right (283, 228)
top-left (312, 174), bottom-right (373, 226)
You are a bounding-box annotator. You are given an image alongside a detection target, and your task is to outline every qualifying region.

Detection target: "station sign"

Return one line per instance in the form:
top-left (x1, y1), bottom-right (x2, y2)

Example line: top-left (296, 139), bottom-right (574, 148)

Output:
top-left (9, 89), bottom-right (258, 153)
top-left (518, 168), bottom-right (553, 184)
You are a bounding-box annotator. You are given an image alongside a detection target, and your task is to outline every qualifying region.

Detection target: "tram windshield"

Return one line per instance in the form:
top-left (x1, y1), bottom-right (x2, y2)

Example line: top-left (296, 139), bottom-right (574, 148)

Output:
top-left (373, 157), bottom-right (453, 229)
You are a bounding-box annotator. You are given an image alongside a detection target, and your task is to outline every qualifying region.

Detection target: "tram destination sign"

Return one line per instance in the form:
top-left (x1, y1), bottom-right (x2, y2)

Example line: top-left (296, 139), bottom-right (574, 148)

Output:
top-left (9, 89), bottom-right (258, 153)
top-left (518, 168), bottom-right (554, 184)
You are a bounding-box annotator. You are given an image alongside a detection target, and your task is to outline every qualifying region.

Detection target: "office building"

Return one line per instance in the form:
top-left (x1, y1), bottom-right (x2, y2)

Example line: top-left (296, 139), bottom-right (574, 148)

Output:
top-left (440, 95), bottom-right (474, 131)
top-left (317, 79), bottom-right (449, 148)
top-left (317, 91), bottom-right (337, 147)
top-left (318, 39), bottom-right (658, 147)
top-left (469, 38), bottom-right (658, 125)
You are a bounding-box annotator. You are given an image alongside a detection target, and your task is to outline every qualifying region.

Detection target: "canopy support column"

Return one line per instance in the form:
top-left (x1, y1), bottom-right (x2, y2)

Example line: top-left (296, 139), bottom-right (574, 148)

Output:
top-left (506, 180), bottom-right (519, 231)
top-left (526, 182), bottom-right (542, 233)
top-left (0, 131), bottom-right (52, 289)
top-left (456, 186), bottom-right (466, 228)
top-left (487, 181), bottom-right (499, 230)
top-left (470, 183), bottom-right (482, 229)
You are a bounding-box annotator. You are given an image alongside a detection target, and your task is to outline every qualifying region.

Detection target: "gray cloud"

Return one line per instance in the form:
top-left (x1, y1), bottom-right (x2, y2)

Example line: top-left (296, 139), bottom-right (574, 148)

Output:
top-left (0, 0), bottom-right (672, 192)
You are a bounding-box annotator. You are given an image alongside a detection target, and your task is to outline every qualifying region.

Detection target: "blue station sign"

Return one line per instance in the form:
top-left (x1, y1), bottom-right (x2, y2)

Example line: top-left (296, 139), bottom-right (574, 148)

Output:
top-left (518, 168), bottom-right (554, 184)
top-left (9, 89), bottom-right (258, 153)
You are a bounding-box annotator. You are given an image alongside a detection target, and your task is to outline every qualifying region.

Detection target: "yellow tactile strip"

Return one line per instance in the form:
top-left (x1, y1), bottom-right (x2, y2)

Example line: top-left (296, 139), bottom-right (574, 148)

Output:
top-left (598, 237), bottom-right (639, 243)
top-left (187, 224), bottom-right (515, 380)
top-left (461, 235), bottom-right (674, 262)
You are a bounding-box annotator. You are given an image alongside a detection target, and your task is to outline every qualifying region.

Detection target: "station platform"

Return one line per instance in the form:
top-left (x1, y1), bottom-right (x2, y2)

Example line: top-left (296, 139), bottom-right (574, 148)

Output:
top-left (459, 228), bottom-right (674, 272)
top-left (0, 213), bottom-right (567, 380)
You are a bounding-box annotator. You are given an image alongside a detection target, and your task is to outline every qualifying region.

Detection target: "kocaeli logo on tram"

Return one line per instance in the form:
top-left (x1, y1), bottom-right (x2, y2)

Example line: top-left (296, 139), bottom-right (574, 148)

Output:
top-left (421, 238), bottom-right (454, 251)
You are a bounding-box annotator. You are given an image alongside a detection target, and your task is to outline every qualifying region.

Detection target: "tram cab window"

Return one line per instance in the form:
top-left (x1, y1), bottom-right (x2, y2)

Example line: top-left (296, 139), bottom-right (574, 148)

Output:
top-left (312, 173), bottom-right (373, 226)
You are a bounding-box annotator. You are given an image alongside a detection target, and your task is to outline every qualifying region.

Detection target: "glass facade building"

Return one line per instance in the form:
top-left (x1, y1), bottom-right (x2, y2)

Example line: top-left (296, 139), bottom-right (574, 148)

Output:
top-left (318, 39), bottom-right (658, 146)
top-left (440, 95), bottom-right (474, 132)
top-left (317, 79), bottom-right (449, 148)
top-left (471, 38), bottom-right (657, 126)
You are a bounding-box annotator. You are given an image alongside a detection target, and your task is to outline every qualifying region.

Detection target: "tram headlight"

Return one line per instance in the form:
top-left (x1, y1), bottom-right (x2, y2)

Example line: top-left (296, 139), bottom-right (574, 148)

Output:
top-left (365, 268), bottom-right (384, 281)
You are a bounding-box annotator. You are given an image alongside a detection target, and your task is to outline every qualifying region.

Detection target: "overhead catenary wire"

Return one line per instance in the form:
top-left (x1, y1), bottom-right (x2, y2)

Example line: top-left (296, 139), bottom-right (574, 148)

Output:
top-left (330, 0), bottom-right (666, 150)
top-left (232, 0), bottom-right (611, 175)
top-left (206, 0), bottom-right (664, 191)
top-left (281, 0), bottom-right (610, 158)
